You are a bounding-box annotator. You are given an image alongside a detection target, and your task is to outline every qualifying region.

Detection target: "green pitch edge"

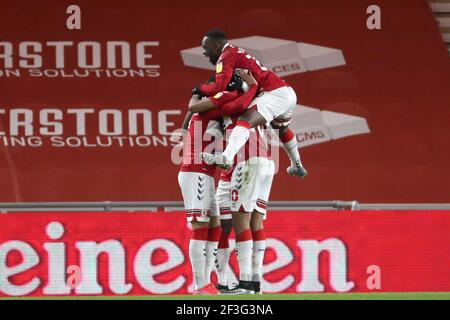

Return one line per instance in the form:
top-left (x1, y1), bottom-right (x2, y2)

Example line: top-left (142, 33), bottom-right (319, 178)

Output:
top-left (2, 292), bottom-right (450, 300)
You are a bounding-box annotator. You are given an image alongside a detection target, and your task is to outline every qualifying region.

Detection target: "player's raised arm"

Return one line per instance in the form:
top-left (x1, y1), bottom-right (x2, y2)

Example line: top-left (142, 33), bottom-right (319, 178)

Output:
top-left (200, 71), bottom-right (258, 121)
top-left (188, 96), bottom-right (216, 113)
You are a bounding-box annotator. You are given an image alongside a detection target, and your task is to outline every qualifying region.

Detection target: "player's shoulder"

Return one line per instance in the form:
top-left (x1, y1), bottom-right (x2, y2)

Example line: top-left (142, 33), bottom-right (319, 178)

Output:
top-left (218, 44), bottom-right (243, 64)
top-left (222, 44), bottom-right (244, 57)
top-left (228, 44), bottom-right (247, 55)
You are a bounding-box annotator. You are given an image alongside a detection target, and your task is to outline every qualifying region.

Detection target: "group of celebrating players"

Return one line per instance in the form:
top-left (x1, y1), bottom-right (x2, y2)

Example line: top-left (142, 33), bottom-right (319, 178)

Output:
top-left (178, 29), bottom-right (307, 295)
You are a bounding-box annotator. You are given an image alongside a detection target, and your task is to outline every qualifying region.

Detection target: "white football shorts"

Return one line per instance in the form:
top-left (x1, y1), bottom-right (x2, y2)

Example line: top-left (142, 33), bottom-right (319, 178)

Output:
top-left (216, 157), bottom-right (275, 219)
top-left (178, 172), bottom-right (219, 222)
top-left (216, 179), bottom-right (233, 220)
top-left (250, 86), bottom-right (297, 124)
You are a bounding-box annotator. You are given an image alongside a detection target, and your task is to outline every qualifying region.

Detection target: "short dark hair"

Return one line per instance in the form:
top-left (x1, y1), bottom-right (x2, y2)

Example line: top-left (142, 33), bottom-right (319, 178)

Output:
top-left (204, 29), bottom-right (227, 40)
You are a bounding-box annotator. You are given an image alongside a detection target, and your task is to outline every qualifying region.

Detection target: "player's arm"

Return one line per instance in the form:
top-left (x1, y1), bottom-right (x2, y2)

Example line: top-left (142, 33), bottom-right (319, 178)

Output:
top-left (198, 54), bottom-right (234, 96)
top-left (199, 85), bottom-right (257, 121)
top-left (181, 94), bottom-right (202, 129)
top-left (200, 71), bottom-right (258, 120)
top-left (188, 98), bottom-right (216, 113)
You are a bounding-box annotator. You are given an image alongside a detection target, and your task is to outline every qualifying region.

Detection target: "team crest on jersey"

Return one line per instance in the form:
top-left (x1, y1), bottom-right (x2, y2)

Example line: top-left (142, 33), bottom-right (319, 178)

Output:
top-left (213, 92), bottom-right (224, 99)
top-left (216, 62), bottom-right (223, 73)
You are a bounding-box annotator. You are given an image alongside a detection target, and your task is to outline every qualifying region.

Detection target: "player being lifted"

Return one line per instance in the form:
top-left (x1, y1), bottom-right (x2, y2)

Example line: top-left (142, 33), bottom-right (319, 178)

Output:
top-left (195, 29), bottom-right (307, 178)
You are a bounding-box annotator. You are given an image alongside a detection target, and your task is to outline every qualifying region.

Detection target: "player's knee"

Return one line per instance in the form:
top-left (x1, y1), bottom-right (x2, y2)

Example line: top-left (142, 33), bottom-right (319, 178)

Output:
top-left (209, 216), bottom-right (221, 228)
top-left (221, 219), bottom-right (232, 234)
top-left (231, 218), bottom-right (241, 233)
top-left (233, 211), bottom-right (252, 234)
top-left (191, 220), bottom-right (209, 230)
top-left (237, 109), bottom-right (252, 123)
top-left (250, 212), bottom-right (264, 231)
top-left (277, 125), bottom-right (289, 136)
top-left (237, 109), bottom-right (265, 127)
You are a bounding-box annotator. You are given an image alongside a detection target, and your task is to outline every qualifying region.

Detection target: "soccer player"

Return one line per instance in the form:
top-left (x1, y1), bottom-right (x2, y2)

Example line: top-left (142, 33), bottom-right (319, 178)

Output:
top-left (194, 29), bottom-right (307, 177)
top-left (179, 100), bottom-right (221, 295)
top-left (179, 71), bottom-right (258, 294)
top-left (191, 72), bottom-right (275, 295)
top-left (214, 137), bottom-right (273, 295)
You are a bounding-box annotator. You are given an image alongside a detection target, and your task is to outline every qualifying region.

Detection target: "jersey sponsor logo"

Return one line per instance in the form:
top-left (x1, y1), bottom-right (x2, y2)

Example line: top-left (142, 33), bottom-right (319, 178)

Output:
top-left (216, 62), bottom-right (223, 73)
top-left (213, 92), bottom-right (224, 99)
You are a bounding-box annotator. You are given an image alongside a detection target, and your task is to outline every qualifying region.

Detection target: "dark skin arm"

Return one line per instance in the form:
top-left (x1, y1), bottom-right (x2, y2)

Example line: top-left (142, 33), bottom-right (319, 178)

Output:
top-left (199, 84), bottom-right (258, 121)
top-left (189, 70), bottom-right (257, 114)
top-left (188, 97), bottom-right (215, 113)
top-left (181, 94), bottom-right (203, 130)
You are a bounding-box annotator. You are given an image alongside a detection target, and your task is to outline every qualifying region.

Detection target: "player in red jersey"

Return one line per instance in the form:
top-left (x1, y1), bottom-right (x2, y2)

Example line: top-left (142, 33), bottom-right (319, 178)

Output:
top-left (191, 71), bottom-right (275, 295)
top-left (179, 71), bottom-right (258, 295)
top-left (195, 29), bottom-right (307, 178)
top-left (179, 96), bottom-right (220, 295)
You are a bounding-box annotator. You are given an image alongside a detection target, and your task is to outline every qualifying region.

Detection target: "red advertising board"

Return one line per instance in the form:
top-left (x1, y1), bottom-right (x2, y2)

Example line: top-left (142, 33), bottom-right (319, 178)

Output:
top-left (1, 210), bottom-right (450, 297)
top-left (0, 0), bottom-right (450, 203)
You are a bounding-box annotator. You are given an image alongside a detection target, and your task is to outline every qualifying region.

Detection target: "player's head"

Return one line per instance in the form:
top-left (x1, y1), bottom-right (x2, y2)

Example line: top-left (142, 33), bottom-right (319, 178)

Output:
top-left (202, 29), bottom-right (227, 65)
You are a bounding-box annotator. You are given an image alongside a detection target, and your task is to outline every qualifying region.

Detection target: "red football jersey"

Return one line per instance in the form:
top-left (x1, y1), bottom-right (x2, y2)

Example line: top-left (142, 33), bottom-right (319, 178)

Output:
top-left (179, 114), bottom-right (217, 177)
top-left (199, 84), bottom-right (258, 121)
top-left (181, 84), bottom-right (267, 177)
top-left (199, 43), bottom-right (287, 96)
top-left (180, 85), bottom-right (258, 176)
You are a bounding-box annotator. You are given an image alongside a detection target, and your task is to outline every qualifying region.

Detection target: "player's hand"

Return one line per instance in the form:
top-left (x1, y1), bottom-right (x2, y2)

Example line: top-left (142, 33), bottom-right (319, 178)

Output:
top-left (226, 73), bottom-right (243, 91)
top-left (192, 86), bottom-right (204, 98)
top-left (237, 70), bottom-right (257, 87)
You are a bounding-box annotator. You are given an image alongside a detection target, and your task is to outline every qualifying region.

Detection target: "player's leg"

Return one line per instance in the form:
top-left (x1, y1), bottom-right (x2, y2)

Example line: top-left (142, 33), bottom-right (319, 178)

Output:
top-left (232, 210), bottom-right (254, 293)
top-left (250, 211), bottom-right (265, 294)
top-left (225, 160), bottom-right (260, 294)
top-left (203, 87), bottom-right (297, 167)
top-left (217, 218), bottom-right (232, 292)
top-left (220, 110), bottom-right (267, 163)
top-left (249, 157), bottom-right (275, 294)
top-left (204, 188), bottom-right (221, 285)
top-left (276, 125), bottom-right (308, 178)
top-left (189, 219), bottom-right (209, 292)
top-left (178, 171), bottom-right (218, 294)
top-left (215, 179), bottom-right (233, 292)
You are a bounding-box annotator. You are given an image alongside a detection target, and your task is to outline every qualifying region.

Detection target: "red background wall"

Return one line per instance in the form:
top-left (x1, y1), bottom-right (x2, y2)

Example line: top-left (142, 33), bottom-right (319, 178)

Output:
top-left (0, 0), bottom-right (449, 202)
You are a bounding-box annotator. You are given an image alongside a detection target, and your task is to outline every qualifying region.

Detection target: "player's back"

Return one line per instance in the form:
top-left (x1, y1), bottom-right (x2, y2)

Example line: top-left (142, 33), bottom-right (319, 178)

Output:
top-left (180, 114), bottom-right (217, 176)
